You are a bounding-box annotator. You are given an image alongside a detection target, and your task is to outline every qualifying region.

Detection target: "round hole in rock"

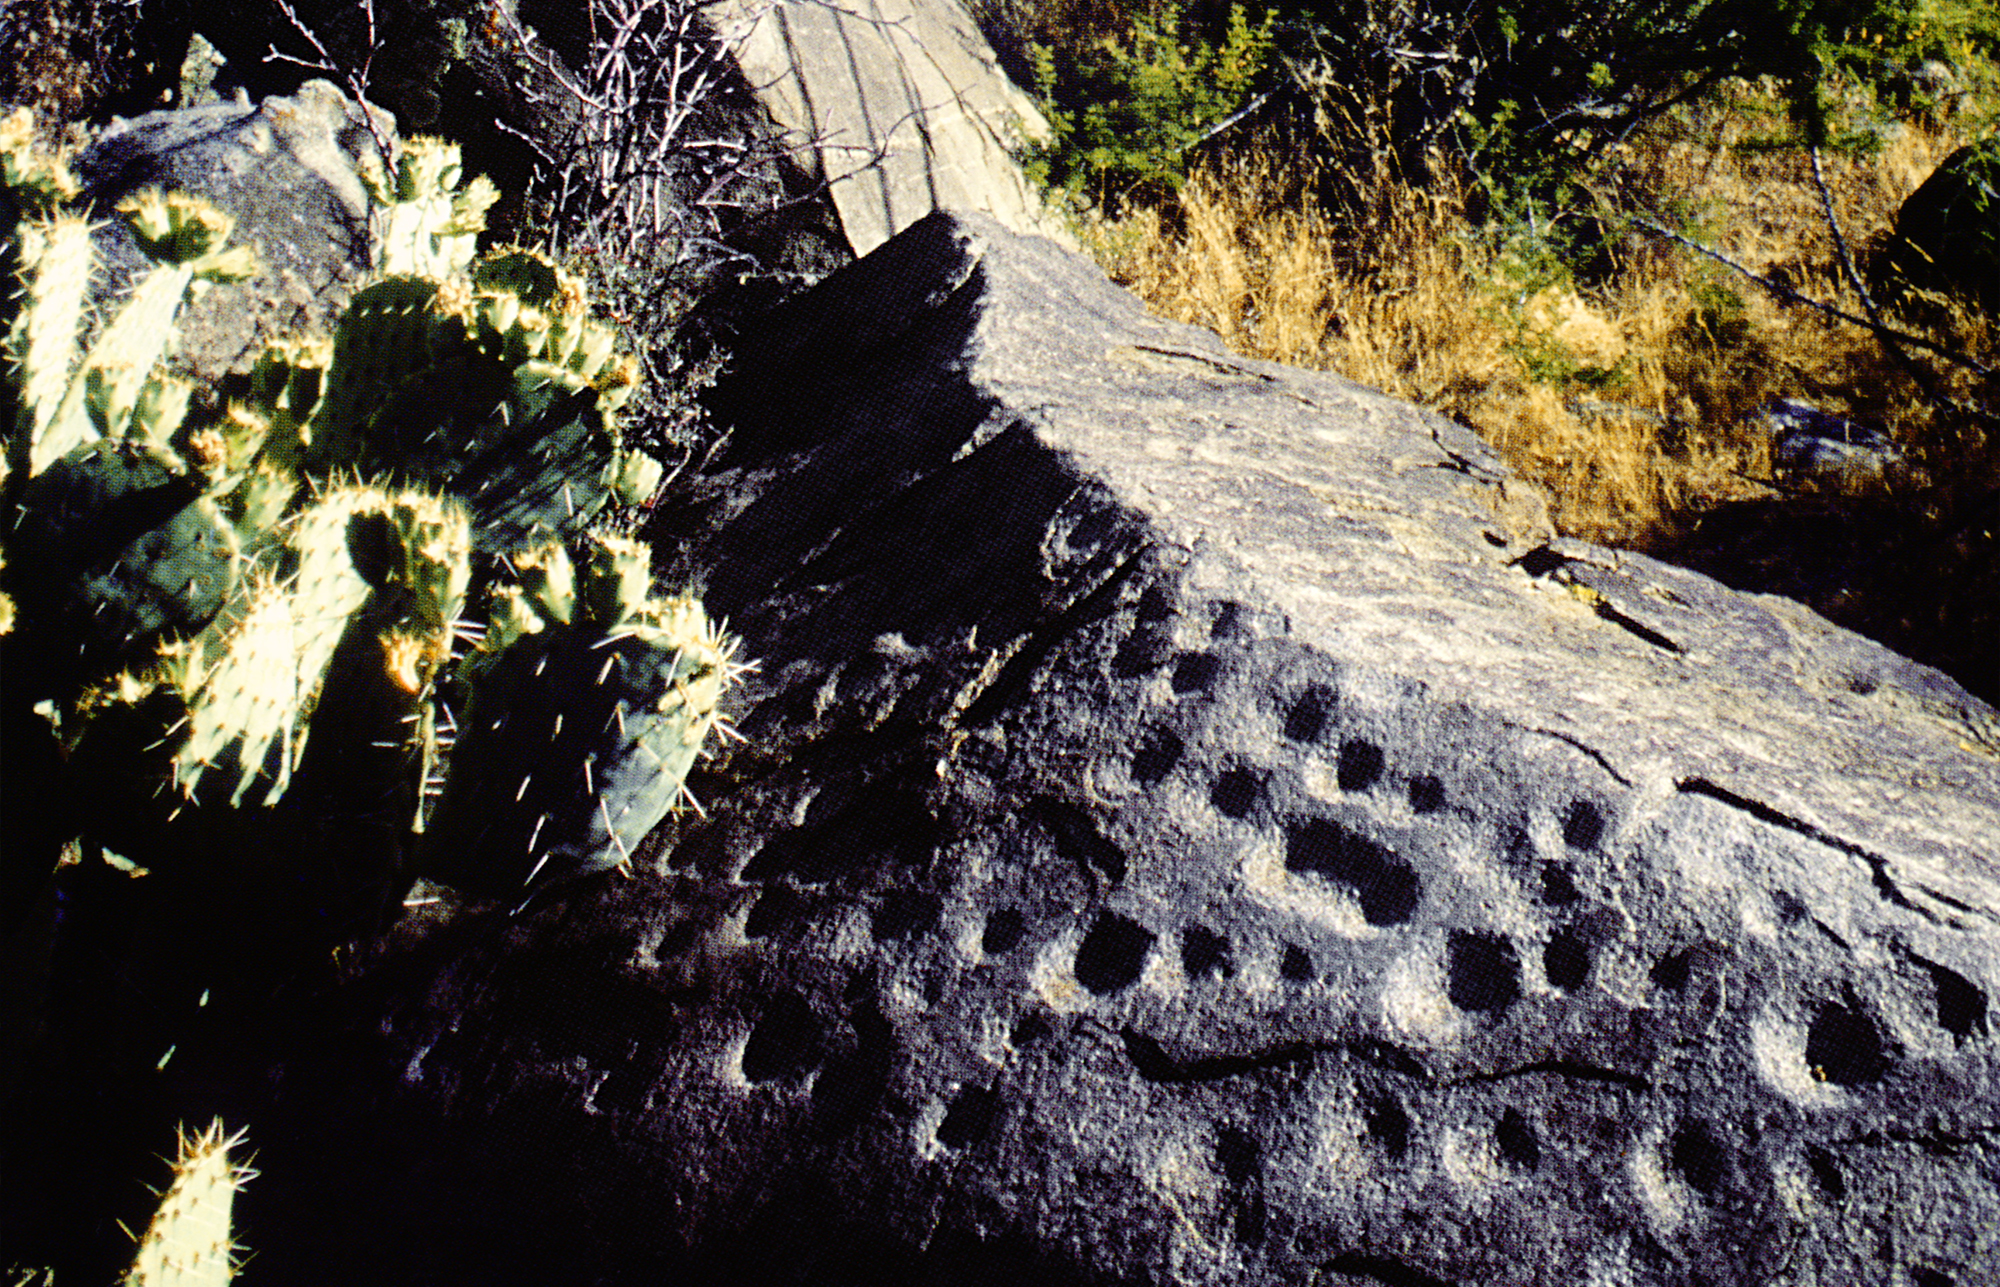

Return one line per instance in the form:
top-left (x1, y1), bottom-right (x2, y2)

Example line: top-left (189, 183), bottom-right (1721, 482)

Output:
top-left (741, 991), bottom-right (821, 1084)
top-left (982, 906), bottom-right (1026, 955)
top-left (1806, 1000), bottom-right (1891, 1085)
top-left (1669, 1120), bottom-right (1729, 1195)
top-left (1210, 766), bottom-right (1262, 818)
top-left (1365, 1096), bottom-right (1411, 1158)
top-left (744, 884), bottom-right (803, 939)
top-left (872, 890), bottom-right (941, 942)
top-left (1407, 774), bottom-right (1446, 814)
top-left (1805, 1145), bottom-right (1845, 1200)
top-left (1541, 864), bottom-right (1581, 906)
top-left (1131, 726), bottom-right (1185, 786)
top-left (1337, 739), bottom-right (1385, 791)
top-left (1926, 961), bottom-right (1988, 1043)
top-left (1172, 651), bottom-right (1223, 694)
top-left (936, 1083), bottom-right (1003, 1151)
top-left (1496, 1107), bottom-right (1540, 1172)
top-left (1562, 800), bottom-right (1605, 851)
top-left (1284, 686), bottom-right (1334, 743)
top-left (1181, 924), bottom-right (1233, 980)
top-left (1284, 817), bottom-right (1422, 926)
top-left (1650, 947), bottom-right (1693, 991)
top-left (1280, 943), bottom-right (1315, 983)
top-left (1010, 1012), bottom-right (1052, 1047)
top-left (1447, 931), bottom-right (1521, 1014)
top-left (1543, 930), bottom-right (1592, 991)
top-left (1074, 912), bottom-right (1154, 994)
top-left (1215, 1124), bottom-right (1260, 1187)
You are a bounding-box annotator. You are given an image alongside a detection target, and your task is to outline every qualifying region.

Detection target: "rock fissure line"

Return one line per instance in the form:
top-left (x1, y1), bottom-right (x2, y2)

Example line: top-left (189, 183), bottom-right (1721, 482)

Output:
top-left (1512, 724), bottom-right (1635, 787)
top-left (1674, 776), bottom-right (1942, 920)
top-left (1456, 1059), bottom-right (1652, 1093)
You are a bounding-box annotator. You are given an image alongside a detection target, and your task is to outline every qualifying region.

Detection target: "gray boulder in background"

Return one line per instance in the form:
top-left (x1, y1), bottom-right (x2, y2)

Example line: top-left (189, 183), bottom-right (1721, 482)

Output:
top-left (1754, 398), bottom-right (1906, 487)
top-left (74, 79), bottom-right (386, 379)
top-left (700, 0), bottom-right (1074, 255)
top-left (232, 211), bottom-right (2000, 1287)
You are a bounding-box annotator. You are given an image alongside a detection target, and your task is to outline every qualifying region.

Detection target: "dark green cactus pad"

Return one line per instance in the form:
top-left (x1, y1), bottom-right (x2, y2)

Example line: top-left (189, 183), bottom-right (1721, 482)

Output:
top-left (5, 439), bottom-right (238, 696)
top-left (421, 603), bottom-right (733, 902)
top-left (449, 378), bottom-right (624, 552)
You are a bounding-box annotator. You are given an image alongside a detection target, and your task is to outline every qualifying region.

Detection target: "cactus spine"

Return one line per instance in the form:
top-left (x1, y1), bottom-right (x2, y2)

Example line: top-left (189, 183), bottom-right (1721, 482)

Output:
top-left (122, 1121), bottom-right (252, 1287)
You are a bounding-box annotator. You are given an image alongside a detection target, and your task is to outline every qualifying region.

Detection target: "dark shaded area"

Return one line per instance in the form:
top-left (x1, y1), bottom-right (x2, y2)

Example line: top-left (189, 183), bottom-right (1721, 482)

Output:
top-left (1646, 495), bottom-right (2000, 709)
top-left (1406, 774), bottom-right (1446, 814)
top-left (740, 786), bottom-right (942, 884)
top-left (1280, 944), bottom-right (1316, 983)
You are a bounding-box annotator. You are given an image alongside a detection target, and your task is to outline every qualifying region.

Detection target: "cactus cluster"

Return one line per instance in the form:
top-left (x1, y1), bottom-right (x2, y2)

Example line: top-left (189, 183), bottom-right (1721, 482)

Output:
top-left (0, 111), bottom-right (738, 903)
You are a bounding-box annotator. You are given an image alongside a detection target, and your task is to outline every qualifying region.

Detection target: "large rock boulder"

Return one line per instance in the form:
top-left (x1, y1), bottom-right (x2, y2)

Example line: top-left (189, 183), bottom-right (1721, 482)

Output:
top-left (1882, 138), bottom-right (2000, 313)
top-left (218, 212), bottom-right (2000, 1286)
top-left (699, 0), bottom-right (1074, 254)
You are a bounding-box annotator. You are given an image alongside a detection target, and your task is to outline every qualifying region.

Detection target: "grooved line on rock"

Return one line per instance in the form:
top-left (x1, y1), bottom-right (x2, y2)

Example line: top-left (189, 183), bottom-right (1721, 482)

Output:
top-left (1121, 1031), bottom-right (1650, 1094)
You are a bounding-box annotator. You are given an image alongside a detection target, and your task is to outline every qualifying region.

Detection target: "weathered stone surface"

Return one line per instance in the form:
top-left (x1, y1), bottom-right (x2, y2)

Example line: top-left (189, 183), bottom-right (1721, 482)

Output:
top-left (74, 80), bottom-right (386, 378)
top-left (700, 0), bottom-right (1074, 255)
top-left (217, 211), bottom-right (2000, 1286)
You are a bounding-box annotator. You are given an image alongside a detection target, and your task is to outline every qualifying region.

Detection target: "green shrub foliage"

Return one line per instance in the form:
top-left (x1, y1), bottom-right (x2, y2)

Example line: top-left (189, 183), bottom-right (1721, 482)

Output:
top-left (1018, 1), bottom-right (1277, 214)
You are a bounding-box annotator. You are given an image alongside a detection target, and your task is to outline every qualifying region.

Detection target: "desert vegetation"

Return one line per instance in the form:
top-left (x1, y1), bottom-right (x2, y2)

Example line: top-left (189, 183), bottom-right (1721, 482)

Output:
top-left (992, 0), bottom-right (2000, 702)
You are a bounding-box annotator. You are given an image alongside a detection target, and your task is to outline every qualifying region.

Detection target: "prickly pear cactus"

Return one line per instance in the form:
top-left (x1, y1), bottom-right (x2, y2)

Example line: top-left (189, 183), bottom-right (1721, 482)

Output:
top-left (1, 105), bottom-right (731, 906)
top-left (423, 534), bottom-right (745, 902)
top-left (122, 1120), bottom-right (251, 1287)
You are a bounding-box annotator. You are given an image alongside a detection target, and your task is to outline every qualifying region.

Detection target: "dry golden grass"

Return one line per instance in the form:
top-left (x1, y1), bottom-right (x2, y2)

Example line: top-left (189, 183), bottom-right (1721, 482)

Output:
top-left (1083, 85), bottom-right (1994, 547)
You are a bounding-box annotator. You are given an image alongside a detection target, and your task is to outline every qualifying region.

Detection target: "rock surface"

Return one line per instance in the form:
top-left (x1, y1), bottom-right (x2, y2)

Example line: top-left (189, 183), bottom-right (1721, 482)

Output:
top-left (221, 211), bottom-right (2000, 1286)
top-left (699, 0), bottom-right (1073, 254)
top-left (74, 79), bottom-right (386, 379)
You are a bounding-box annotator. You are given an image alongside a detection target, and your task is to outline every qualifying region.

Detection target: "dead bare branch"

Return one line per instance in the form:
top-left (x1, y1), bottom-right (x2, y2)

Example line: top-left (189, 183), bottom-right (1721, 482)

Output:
top-left (264, 0), bottom-right (395, 170)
